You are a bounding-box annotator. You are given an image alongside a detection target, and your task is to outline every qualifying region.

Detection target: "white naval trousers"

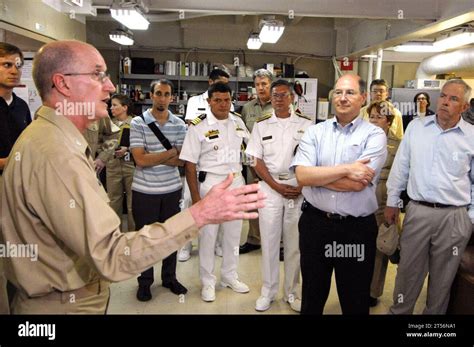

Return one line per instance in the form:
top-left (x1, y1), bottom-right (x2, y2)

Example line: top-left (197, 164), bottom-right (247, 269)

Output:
top-left (198, 173), bottom-right (244, 286)
top-left (259, 178), bottom-right (302, 301)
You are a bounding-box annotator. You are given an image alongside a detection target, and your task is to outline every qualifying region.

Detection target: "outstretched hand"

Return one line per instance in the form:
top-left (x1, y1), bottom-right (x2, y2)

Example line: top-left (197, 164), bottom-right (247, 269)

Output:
top-left (189, 173), bottom-right (266, 228)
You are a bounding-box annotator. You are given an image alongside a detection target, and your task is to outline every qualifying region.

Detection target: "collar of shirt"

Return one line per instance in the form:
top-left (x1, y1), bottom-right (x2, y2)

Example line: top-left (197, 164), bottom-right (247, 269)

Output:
top-left (143, 109), bottom-right (180, 125)
top-left (424, 114), bottom-right (470, 134)
top-left (206, 111), bottom-right (240, 125)
top-left (269, 109), bottom-right (300, 124)
top-left (36, 105), bottom-right (90, 157)
top-left (331, 114), bottom-right (363, 132)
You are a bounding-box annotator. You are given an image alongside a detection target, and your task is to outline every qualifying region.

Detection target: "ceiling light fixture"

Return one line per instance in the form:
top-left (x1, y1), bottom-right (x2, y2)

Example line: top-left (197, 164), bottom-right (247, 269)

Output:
top-left (110, 7), bottom-right (149, 30)
top-left (434, 30), bottom-right (474, 50)
top-left (247, 33), bottom-right (262, 50)
top-left (259, 18), bottom-right (285, 44)
top-left (393, 42), bottom-right (444, 53)
top-left (109, 29), bottom-right (134, 46)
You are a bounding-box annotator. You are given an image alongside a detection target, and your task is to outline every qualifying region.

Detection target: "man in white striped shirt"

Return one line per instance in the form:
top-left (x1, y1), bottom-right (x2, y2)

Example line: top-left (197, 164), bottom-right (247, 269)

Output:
top-left (130, 79), bottom-right (187, 302)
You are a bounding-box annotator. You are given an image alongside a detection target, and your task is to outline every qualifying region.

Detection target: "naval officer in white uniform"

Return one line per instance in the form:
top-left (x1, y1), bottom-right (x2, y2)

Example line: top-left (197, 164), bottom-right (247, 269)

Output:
top-left (246, 79), bottom-right (313, 312)
top-left (180, 82), bottom-right (250, 302)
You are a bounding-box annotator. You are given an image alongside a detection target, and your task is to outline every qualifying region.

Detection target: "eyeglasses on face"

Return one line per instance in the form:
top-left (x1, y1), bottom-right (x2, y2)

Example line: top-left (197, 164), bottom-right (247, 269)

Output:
top-left (63, 71), bottom-right (111, 83)
top-left (333, 89), bottom-right (359, 98)
top-left (271, 92), bottom-right (291, 99)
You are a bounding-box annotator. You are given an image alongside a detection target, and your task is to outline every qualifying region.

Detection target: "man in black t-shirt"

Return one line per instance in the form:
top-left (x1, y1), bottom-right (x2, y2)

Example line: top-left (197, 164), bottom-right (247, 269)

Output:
top-left (0, 42), bottom-right (31, 314)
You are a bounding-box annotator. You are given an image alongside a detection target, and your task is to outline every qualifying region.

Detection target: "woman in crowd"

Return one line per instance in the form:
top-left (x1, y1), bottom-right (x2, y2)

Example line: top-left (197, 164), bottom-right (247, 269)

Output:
top-left (107, 94), bottom-right (136, 231)
top-left (367, 100), bottom-right (401, 307)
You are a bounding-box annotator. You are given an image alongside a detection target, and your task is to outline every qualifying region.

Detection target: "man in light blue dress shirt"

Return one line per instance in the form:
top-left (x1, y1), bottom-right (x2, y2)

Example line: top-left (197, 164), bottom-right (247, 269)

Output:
top-left (385, 79), bottom-right (474, 314)
top-left (291, 74), bottom-right (387, 314)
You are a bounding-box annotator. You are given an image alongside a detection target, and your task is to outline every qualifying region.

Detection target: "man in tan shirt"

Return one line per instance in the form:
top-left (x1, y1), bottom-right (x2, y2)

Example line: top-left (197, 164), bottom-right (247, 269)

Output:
top-left (0, 40), bottom-right (265, 314)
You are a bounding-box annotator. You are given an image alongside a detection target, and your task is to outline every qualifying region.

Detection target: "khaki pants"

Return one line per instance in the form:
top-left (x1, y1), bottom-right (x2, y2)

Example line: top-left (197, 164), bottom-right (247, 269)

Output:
top-left (11, 280), bottom-right (110, 314)
top-left (106, 159), bottom-right (135, 231)
top-left (245, 166), bottom-right (260, 245)
top-left (390, 202), bottom-right (472, 314)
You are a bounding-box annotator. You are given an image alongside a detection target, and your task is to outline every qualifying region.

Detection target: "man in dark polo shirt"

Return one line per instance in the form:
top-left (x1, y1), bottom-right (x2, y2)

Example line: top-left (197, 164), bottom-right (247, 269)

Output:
top-left (0, 42), bottom-right (31, 314)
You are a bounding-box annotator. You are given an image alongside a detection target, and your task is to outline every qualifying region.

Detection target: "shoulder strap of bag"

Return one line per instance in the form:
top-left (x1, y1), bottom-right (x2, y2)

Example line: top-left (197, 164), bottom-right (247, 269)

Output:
top-left (139, 114), bottom-right (172, 150)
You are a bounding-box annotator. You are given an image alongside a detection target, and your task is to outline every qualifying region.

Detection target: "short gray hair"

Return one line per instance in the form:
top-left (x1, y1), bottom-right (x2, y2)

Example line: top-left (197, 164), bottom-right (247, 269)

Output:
top-left (443, 79), bottom-right (472, 103)
top-left (32, 41), bottom-right (80, 101)
top-left (253, 68), bottom-right (274, 82)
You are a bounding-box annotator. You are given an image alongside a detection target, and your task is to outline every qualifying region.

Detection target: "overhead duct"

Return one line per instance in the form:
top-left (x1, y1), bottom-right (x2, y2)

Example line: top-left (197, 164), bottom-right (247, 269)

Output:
top-left (416, 46), bottom-right (474, 79)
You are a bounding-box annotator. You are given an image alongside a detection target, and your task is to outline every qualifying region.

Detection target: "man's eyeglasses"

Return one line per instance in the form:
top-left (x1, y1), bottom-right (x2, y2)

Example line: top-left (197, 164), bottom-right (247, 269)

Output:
top-left (63, 71), bottom-right (111, 83)
top-left (271, 92), bottom-right (290, 99)
top-left (333, 90), bottom-right (359, 98)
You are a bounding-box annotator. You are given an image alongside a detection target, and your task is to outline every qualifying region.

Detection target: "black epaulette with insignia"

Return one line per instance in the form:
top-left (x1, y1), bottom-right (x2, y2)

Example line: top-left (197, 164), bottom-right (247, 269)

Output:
top-left (256, 113), bottom-right (272, 123)
top-left (230, 110), bottom-right (242, 118)
top-left (191, 113), bottom-right (207, 126)
top-left (295, 111), bottom-right (311, 121)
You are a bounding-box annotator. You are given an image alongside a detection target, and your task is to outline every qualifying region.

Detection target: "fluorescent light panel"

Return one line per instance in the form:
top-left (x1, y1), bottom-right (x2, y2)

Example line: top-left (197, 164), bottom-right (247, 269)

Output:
top-left (247, 34), bottom-right (262, 49)
top-left (434, 31), bottom-right (474, 50)
top-left (393, 42), bottom-right (444, 52)
top-left (110, 8), bottom-right (149, 30)
top-left (109, 32), bottom-right (134, 46)
top-left (259, 22), bottom-right (285, 43)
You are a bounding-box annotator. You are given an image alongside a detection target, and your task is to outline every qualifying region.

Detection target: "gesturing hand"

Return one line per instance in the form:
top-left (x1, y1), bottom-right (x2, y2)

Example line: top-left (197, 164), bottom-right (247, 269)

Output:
top-left (189, 173), bottom-right (266, 228)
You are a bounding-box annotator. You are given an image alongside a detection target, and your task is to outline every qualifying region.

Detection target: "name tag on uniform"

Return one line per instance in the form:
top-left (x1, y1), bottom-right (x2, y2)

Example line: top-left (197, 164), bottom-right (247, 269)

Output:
top-left (205, 129), bottom-right (220, 139)
top-left (297, 130), bottom-right (305, 134)
top-left (262, 135), bottom-right (272, 141)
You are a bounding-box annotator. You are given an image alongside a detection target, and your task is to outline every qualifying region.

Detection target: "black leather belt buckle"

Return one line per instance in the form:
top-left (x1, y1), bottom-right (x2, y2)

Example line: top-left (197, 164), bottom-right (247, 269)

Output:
top-left (326, 213), bottom-right (346, 220)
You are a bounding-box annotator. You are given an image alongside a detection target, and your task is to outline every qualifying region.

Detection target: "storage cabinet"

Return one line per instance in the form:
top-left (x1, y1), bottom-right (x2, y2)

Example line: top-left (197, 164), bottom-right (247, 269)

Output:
top-left (119, 73), bottom-right (253, 117)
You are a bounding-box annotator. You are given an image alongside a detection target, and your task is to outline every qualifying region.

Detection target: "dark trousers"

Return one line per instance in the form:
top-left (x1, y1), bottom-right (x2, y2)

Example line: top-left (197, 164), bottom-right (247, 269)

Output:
top-left (299, 203), bottom-right (377, 315)
top-left (132, 189), bottom-right (182, 287)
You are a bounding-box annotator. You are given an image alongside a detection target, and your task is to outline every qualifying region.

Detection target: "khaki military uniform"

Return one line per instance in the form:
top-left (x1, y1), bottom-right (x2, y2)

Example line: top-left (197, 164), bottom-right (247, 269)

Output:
top-left (0, 174), bottom-right (9, 314)
top-left (240, 99), bottom-right (273, 246)
top-left (105, 116), bottom-right (135, 231)
top-left (370, 132), bottom-right (401, 298)
top-left (83, 116), bottom-right (118, 161)
top-left (1, 106), bottom-right (199, 314)
top-left (361, 104), bottom-right (404, 140)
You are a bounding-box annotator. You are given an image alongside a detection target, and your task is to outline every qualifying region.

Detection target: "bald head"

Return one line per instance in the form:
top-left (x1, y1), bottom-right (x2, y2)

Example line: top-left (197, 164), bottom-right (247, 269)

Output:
top-left (335, 74), bottom-right (366, 95)
top-left (33, 40), bottom-right (99, 101)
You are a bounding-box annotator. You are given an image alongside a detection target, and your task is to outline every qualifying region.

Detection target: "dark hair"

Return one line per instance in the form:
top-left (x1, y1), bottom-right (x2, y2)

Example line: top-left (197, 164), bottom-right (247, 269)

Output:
top-left (111, 93), bottom-right (132, 115)
top-left (370, 79), bottom-right (389, 91)
top-left (270, 79), bottom-right (293, 93)
top-left (367, 100), bottom-right (395, 125)
top-left (150, 79), bottom-right (174, 94)
top-left (470, 98), bottom-right (474, 107)
top-left (208, 82), bottom-right (232, 99)
top-left (0, 42), bottom-right (24, 63)
top-left (413, 92), bottom-right (430, 109)
top-left (209, 68), bottom-right (230, 81)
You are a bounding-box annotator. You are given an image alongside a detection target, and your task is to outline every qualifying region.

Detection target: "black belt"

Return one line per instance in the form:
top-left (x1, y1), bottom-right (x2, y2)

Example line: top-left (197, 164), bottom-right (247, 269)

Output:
top-left (301, 199), bottom-right (352, 220)
top-left (412, 200), bottom-right (456, 209)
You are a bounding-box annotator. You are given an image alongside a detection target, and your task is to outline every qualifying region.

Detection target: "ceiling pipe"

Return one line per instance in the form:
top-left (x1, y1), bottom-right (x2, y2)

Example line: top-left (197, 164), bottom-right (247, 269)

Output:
top-left (416, 46), bottom-right (474, 79)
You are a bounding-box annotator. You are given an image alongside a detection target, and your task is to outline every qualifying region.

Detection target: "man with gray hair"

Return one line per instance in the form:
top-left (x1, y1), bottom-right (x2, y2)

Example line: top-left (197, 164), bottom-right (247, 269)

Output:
top-left (385, 79), bottom-right (474, 314)
top-left (239, 68), bottom-right (274, 254)
top-left (0, 40), bottom-right (265, 314)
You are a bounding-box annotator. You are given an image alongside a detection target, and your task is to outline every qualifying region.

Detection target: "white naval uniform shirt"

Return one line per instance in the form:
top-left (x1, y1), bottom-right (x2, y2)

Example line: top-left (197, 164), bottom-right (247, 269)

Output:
top-left (184, 91), bottom-right (235, 121)
top-left (246, 110), bottom-right (313, 179)
top-left (179, 111), bottom-right (249, 174)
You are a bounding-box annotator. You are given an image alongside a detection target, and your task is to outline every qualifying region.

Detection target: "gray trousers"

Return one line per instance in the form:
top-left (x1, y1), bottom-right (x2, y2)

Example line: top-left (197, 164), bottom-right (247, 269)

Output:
top-left (390, 201), bottom-right (472, 314)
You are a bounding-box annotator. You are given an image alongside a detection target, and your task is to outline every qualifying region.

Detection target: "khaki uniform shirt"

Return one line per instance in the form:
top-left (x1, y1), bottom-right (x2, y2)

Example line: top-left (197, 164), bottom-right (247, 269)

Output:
top-left (240, 98), bottom-right (273, 133)
top-left (1, 106), bottom-right (199, 297)
top-left (105, 116), bottom-right (135, 171)
top-left (376, 132), bottom-right (401, 211)
top-left (361, 104), bottom-right (404, 140)
top-left (83, 116), bottom-right (118, 161)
